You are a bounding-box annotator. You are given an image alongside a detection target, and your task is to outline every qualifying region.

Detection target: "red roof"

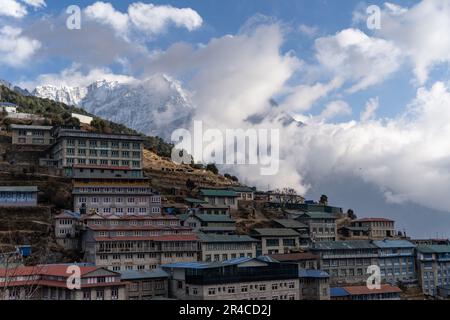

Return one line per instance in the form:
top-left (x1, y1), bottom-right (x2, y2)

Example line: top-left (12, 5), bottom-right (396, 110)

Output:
top-left (95, 234), bottom-right (198, 242)
top-left (343, 284), bottom-right (402, 295)
top-left (0, 264), bottom-right (99, 278)
top-left (355, 218), bottom-right (394, 223)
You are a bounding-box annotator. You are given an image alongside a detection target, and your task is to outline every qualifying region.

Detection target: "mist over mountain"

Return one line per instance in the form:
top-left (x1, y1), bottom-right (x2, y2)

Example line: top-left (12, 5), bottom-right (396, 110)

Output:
top-left (33, 74), bottom-right (195, 139)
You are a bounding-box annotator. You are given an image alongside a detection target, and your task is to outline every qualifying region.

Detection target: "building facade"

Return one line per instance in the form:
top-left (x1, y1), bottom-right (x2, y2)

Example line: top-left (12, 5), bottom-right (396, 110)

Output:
top-left (0, 186), bottom-right (38, 207)
top-left (51, 128), bottom-right (144, 178)
top-left (162, 258), bottom-right (300, 300)
top-left (352, 218), bottom-right (395, 239)
top-left (72, 180), bottom-right (161, 216)
top-left (373, 240), bottom-right (417, 285)
top-left (416, 245), bottom-right (450, 297)
top-left (296, 212), bottom-right (337, 242)
top-left (0, 264), bottom-right (126, 300)
top-left (199, 189), bottom-right (238, 210)
top-left (251, 228), bottom-right (301, 255)
top-left (311, 240), bottom-right (379, 285)
top-left (10, 124), bottom-right (54, 146)
top-left (82, 214), bottom-right (199, 271)
top-left (120, 269), bottom-right (169, 300)
top-left (198, 234), bottom-right (258, 262)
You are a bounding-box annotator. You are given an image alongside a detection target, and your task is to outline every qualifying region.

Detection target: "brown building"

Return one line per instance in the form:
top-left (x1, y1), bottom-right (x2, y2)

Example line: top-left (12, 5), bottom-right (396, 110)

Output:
top-left (0, 264), bottom-right (126, 300)
top-left (120, 269), bottom-right (169, 300)
top-left (352, 218), bottom-right (395, 239)
top-left (10, 124), bottom-right (54, 146)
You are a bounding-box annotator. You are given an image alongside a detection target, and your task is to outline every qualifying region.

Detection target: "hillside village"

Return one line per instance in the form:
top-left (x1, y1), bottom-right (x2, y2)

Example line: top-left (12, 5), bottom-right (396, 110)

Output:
top-left (1, 86), bottom-right (450, 301)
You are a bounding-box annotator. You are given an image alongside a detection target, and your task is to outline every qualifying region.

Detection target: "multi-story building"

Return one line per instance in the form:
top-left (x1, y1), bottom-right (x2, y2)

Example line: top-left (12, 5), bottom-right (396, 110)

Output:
top-left (195, 204), bottom-right (230, 216)
top-left (298, 269), bottom-right (330, 300)
top-left (251, 228), bottom-right (301, 255)
top-left (272, 219), bottom-right (310, 247)
top-left (199, 189), bottom-right (238, 210)
top-left (180, 213), bottom-right (237, 234)
top-left (54, 210), bottom-right (81, 250)
top-left (10, 124), bottom-right (54, 146)
top-left (330, 284), bottom-right (401, 300)
top-left (0, 264), bottom-right (126, 300)
top-left (296, 212), bottom-right (337, 242)
top-left (227, 186), bottom-right (255, 201)
top-left (373, 240), bottom-right (417, 285)
top-left (82, 214), bottom-right (199, 272)
top-left (120, 269), bottom-right (169, 300)
top-left (198, 234), bottom-right (258, 262)
top-left (162, 257), bottom-right (300, 300)
top-left (352, 218), bottom-right (396, 239)
top-left (0, 186), bottom-right (38, 207)
top-left (51, 128), bottom-right (144, 178)
top-left (416, 245), bottom-right (450, 297)
top-left (72, 180), bottom-right (161, 216)
top-left (310, 240), bottom-right (379, 285)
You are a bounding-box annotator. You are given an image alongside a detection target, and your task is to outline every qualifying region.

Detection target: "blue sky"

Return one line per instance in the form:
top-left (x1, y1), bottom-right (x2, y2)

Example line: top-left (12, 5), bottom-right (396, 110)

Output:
top-left (0, 0), bottom-right (424, 120)
top-left (2, 0), bottom-right (450, 237)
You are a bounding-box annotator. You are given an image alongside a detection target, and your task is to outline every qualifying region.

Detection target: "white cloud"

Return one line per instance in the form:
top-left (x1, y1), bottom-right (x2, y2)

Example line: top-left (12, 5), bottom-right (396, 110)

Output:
top-left (360, 97), bottom-right (379, 122)
top-left (21, 0), bottom-right (46, 8)
top-left (318, 100), bottom-right (352, 121)
top-left (315, 28), bottom-right (402, 93)
top-left (0, 0), bottom-right (27, 18)
top-left (128, 2), bottom-right (203, 35)
top-left (84, 1), bottom-right (203, 38)
top-left (0, 26), bottom-right (40, 67)
top-left (375, 0), bottom-right (450, 84)
top-left (84, 1), bottom-right (129, 35)
top-left (20, 63), bottom-right (136, 89)
top-left (280, 77), bottom-right (343, 113)
top-left (298, 24), bottom-right (318, 37)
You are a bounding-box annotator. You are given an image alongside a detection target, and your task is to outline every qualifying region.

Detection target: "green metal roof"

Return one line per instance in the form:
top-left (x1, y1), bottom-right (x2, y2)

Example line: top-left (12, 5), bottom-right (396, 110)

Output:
top-left (194, 214), bottom-right (235, 223)
top-left (184, 197), bottom-right (207, 204)
top-left (200, 189), bottom-right (238, 197)
top-left (298, 212), bottom-right (336, 219)
top-left (198, 234), bottom-right (258, 243)
top-left (0, 186), bottom-right (38, 192)
top-left (312, 240), bottom-right (377, 250)
top-left (417, 245), bottom-right (450, 254)
top-left (272, 219), bottom-right (308, 229)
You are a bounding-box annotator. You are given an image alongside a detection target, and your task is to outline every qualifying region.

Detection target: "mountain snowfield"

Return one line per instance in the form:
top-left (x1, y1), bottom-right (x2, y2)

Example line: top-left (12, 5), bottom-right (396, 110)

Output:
top-left (33, 74), bottom-right (195, 139)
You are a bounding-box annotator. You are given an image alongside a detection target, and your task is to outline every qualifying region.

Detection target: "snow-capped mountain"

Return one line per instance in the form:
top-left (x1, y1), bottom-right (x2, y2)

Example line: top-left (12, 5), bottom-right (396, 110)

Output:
top-left (33, 74), bottom-right (195, 139)
top-left (33, 85), bottom-right (87, 106)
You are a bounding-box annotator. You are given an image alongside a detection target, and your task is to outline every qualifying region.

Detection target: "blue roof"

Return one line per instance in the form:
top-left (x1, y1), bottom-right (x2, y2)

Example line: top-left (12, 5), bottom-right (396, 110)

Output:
top-left (372, 240), bottom-right (416, 249)
top-left (120, 269), bottom-right (168, 280)
top-left (298, 269), bottom-right (329, 279)
top-left (330, 287), bottom-right (350, 297)
top-left (161, 257), bottom-right (256, 269)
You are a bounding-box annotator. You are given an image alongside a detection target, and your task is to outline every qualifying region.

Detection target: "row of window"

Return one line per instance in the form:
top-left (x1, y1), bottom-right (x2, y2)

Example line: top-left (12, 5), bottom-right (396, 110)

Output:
top-left (86, 207), bottom-right (161, 214)
top-left (203, 281), bottom-right (296, 296)
top-left (66, 158), bottom-right (141, 167)
top-left (66, 148), bottom-right (140, 158)
top-left (78, 196), bottom-right (159, 204)
top-left (205, 252), bottom-right (253, 262)
top-left (66, 139), bottom-right (140, 150)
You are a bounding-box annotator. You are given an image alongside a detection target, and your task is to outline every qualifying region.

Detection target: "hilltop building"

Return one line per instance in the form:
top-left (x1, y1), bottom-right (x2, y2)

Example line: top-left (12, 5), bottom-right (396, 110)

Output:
top-left (162, 257), bottom-right (300, 300)
top-left (251, 228), bottom-right (301, 255)
top-left (416, 245), bottom-right (450, 297)
top-left (197, 234), bottom-right (258, 262)
top-left (10, 124), bottom-right (54, 146)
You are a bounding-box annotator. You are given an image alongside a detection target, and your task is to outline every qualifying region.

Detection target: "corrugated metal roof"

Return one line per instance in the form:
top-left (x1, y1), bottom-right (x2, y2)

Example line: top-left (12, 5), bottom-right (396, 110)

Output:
top-left (119, 268), bottom-right (168, 280)
top-left (162, 257), bottom-right (256, 270)
top-left (373, 240), bottom-right (416, 249)
top-left (298, 269), bottom-right (329, 278)
top-left (330, 287), bottom-right (350, 297)
top-left (200, 189), bottom-right (238, 197)
top-left (0, 186), bottom-right (38, 192)
top-left (417, 245), bottom-right (450, 253)
top-left (273, 219), bottom-right (308, 229)
top-left (198, 234), bottom-right (258, 243)
top-left (312, 240), bottom-right (377, 250)
top-left (252, 228), bottom-right (300, 237)
top-left (10, 124), bottom-right (53, 130)
top-left (298, 212), bottom-right (336, 219)
top-left (194, 214), bottom-right (235, 223)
